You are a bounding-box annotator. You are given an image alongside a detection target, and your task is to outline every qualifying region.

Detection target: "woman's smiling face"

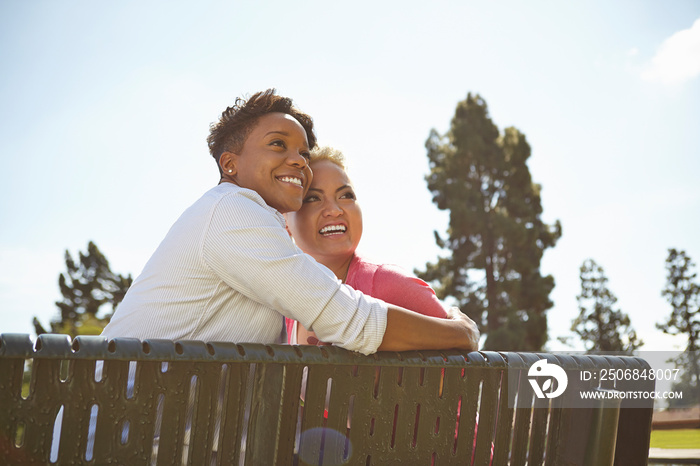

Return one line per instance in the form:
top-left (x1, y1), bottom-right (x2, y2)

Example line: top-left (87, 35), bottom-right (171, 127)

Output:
top-left (223, 112), bottom-right (312, 213)
top-left (285, 159), bottom-right (363, 263)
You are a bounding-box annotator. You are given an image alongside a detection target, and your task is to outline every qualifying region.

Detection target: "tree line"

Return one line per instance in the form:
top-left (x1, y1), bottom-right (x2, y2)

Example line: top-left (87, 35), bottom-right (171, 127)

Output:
top-left (34, 93), bottom-right (698, 406)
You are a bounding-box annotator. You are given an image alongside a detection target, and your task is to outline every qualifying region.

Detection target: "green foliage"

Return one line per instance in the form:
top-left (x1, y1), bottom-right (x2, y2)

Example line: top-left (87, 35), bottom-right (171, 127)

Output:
top-left (33, 241), bottom-right (132, 338)
top-left (417, 93), bottom-right (561, 351)
top-left (572, 259), bottom-right (642, 354)
top-left (657, 248), bottom-right (700, 407)
top-left (665, 352), bottom-right (700, 408)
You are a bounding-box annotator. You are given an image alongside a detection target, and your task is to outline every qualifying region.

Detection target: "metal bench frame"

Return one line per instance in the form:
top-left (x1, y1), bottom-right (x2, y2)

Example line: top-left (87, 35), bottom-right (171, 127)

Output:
top-left (0, 334), bottom-right (654, 465)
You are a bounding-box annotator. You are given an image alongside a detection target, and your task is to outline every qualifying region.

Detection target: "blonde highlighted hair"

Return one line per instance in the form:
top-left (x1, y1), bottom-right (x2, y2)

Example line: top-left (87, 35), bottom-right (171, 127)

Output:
top-left (310, 145), bottom-right (346, 170)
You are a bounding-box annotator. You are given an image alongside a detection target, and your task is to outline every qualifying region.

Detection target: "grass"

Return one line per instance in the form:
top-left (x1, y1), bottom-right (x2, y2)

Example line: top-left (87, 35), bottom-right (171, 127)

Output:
top-left (650, 429), bottom-right (700, 449)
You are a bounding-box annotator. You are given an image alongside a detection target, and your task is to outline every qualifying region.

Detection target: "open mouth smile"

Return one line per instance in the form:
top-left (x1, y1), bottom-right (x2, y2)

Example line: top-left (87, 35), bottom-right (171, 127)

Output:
top-left (277, 176), bottom-right (303, 188)
top-left (319, 224), bottom-right (347, 236)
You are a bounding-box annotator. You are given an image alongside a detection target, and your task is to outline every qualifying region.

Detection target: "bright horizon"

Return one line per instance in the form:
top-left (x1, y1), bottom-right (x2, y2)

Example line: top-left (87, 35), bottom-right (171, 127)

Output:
top-left (1, 1), bottom-right (699, 351)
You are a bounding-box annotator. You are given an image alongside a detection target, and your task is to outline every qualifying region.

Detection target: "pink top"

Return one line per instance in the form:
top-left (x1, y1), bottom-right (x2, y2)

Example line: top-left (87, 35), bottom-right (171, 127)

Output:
top-left (286, 252), bottom-right (447, 343)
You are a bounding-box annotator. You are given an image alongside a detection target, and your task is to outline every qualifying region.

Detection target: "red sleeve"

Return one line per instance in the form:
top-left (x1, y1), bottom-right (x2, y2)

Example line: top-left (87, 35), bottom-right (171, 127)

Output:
top-left (285, 317), bottom-right (295, 344)
top-left (371, 264), bottom-right (448, 318)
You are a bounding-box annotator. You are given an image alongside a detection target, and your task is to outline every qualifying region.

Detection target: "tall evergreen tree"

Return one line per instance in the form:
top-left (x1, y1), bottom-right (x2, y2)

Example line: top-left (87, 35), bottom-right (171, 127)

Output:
top-left (417, 93), bottom-right (561, 350)
top-left (657, 248), bottom-right (700, 407)
top-left (33, 241), bottom-right (132, 337)
top-left (572, 259), bottom-right (642, 354)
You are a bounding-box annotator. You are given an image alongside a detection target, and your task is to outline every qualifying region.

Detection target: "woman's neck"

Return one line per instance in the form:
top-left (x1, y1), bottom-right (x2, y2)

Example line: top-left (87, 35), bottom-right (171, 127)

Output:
top-left (316, 253), bottom-right (355, 282)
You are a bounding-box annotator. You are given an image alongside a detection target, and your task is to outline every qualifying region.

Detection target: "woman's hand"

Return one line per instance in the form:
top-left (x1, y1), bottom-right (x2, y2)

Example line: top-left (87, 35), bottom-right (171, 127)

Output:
top-left (297, 325), bottom-right (331, 346)
top-left (446, 306), bottom-right (480, 351)
top-left (306, 335), bottom-right (331, 346)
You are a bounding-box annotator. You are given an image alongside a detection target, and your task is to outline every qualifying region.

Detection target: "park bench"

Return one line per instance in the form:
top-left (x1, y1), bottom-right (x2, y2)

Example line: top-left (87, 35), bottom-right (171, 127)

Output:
top-left (0, 333), bottom-right (654, 465)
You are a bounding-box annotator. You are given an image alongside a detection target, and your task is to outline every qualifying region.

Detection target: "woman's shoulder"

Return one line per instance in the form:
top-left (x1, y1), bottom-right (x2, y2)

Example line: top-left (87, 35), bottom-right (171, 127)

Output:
top-left (205, 183), bottom-right (286, 226)
top-left (209, 183), bottom-right (266, 208)
top-left (351, 252), bottom-right (413, 279)
top-left (348, 252), bottom-right (419, 290)
top-left (350, 252), bottom-right (447, 318)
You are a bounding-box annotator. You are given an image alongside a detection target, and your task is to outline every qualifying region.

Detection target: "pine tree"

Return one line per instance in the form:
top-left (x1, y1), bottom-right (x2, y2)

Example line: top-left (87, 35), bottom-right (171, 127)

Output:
top-left (657, 248), bottom-right (700, 407)
top-left (417, 93), bottom-right (561, 350)
top-left (572, 259), bottom-right (642, 354)
top-left (33, 241), bottom-right (132, 337)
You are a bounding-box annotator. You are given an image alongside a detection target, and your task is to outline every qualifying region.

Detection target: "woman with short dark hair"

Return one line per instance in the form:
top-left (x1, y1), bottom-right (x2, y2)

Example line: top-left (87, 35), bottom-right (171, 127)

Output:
top-left (102, 89), bottom-right (479, 355)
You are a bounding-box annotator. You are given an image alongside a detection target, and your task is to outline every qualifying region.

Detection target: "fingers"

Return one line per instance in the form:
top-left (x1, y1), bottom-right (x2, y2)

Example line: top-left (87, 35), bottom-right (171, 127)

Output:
top-left (307, 336), bottom-right (331, 346)
top-left (467, 324), bottom-right (480, 351)
top-left (307, 336), bottom-right (321, 345)
top-left (466, 314), bottom-right (480, 351)
top-left (448, 306), bottom-right (480, 351)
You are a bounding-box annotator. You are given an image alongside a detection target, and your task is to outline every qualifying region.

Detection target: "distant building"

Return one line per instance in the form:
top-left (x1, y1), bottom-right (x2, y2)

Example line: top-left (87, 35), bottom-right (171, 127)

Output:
top-left (652, 404), bottom-right (700, 430)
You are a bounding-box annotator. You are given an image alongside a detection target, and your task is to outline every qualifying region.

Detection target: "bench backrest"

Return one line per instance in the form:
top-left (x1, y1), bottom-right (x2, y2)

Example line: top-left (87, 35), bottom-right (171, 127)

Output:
top-left (0, 334), bottom-right (654, 465)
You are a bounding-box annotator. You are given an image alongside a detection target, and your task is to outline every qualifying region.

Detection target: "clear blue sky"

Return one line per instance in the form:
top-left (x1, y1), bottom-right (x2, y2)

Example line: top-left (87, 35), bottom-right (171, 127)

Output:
top-left (1, 0), bottom-right (699, 351)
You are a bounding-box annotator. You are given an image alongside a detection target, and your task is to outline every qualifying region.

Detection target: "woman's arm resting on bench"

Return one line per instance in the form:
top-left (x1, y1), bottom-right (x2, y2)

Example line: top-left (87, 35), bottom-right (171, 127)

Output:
top-left (378, 306), bottom-right (480, 352)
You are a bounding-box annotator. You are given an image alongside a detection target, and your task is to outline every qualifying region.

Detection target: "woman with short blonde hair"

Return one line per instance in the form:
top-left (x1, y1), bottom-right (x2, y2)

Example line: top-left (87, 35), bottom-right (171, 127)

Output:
top-left (285, 146), bottom-right (449, 345)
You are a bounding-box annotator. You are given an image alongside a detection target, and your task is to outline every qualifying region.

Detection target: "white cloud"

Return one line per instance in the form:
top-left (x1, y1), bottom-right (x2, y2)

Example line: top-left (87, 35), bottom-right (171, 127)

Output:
top-left (641, 18), bottom-right (700, 84)
top-left (627, 47), bottom-right (639, 57)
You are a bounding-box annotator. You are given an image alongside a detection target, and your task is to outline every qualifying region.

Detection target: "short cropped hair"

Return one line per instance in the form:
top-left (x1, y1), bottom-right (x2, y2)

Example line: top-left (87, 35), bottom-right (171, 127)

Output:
top-left (207, 89), bottom-right (316, 174)
top-left (309, 145), bottom-right (347, 170)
